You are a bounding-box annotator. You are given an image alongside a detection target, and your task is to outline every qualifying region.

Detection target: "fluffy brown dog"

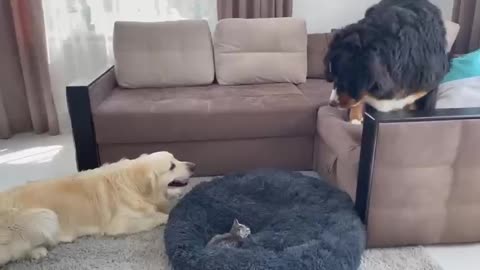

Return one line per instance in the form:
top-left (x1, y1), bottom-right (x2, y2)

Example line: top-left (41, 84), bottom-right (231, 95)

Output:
top-left (0, 151), bottom-right (195, 265)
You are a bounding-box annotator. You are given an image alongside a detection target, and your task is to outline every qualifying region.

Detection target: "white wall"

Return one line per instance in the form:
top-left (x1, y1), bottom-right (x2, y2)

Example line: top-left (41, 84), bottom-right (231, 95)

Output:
top-left (293, 0), bottom-right (454, 34)
top-left (431, 0), bottom-right (454, 19)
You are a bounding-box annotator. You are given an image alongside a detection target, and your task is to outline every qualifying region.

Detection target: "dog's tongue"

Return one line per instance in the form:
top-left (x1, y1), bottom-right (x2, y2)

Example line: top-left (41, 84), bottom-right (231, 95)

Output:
top-left (168, 180), bottom-right (188, 187)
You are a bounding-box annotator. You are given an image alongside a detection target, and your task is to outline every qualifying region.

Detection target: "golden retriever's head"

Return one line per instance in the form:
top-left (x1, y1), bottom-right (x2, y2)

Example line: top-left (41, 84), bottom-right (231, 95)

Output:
top-left (136, 151), bottom-right (195, 204)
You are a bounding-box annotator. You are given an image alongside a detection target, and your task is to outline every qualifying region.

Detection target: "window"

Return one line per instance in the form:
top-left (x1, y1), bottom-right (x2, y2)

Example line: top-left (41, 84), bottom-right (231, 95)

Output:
top-left (41, 0), bottom-right (217, 130)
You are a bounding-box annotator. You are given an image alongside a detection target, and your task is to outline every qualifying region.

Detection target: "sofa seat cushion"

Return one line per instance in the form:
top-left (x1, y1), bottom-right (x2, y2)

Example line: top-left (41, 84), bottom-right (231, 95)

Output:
top-left (296, 79), bottom-right (333, 107)
top-left (93, 83), bottom-right (317, 144)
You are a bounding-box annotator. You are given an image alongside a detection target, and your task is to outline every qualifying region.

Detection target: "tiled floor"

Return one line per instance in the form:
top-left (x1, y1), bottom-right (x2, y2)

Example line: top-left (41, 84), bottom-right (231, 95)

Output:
top-left (1, 133), bottom-right (479, 269)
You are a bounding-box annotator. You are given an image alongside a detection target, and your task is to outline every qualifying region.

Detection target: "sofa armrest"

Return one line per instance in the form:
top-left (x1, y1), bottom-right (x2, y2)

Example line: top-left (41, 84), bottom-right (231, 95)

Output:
top-left (67, 66), bottom-right (116, 171)
top-left (355, 106), bottom-right (480, 246)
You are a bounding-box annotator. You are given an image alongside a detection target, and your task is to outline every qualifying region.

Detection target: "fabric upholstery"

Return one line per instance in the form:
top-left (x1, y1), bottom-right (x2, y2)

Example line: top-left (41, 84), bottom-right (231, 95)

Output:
top-left (98, 137), bottom-right (313, 176)
top-left (296, 79), bottom-right (333, 107)
top-left (307, 33), bottom-right (333, 79)
top-left (368, 120), bottom-right (480, 246)
top-left (93, 83), bottom-right (317, 144)
top-left (217, 0), bottom-right (293, 19)
top-left (315, 106), bottom-right (480, 246)
top-left (88, 68), bottom-right (117, 110)
top-left (213, 18), bottom-right (307, 85)
top-left (314, 106), bottom-right (362, 200)
top-left (113, 20), bottom-right (214, 88)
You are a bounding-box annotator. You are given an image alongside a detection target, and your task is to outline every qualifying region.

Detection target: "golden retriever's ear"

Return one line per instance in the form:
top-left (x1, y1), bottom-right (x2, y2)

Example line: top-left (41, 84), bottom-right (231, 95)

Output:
top-left (132, 164), bottom-right (155, 196)
top-left (144, 170), bottom-right (156, 196)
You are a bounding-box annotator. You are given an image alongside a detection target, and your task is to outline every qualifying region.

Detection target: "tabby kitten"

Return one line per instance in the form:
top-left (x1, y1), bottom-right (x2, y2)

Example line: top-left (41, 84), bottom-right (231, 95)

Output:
top-left (207, 219), bottom-right (251, 248)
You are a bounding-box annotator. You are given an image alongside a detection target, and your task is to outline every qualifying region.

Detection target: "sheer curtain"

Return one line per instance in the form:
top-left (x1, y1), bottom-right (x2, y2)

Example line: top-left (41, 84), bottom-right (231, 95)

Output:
top-left (41, 0), bottom-right (217, 131)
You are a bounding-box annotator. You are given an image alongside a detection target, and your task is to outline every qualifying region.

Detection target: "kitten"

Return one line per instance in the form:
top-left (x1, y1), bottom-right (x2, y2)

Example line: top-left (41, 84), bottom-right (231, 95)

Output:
top-left (207, 219), bottom-right (251, 248)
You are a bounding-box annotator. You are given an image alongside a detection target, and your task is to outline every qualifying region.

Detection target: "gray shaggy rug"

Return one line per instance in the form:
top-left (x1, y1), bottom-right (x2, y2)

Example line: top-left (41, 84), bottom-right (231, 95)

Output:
top-left (3, 226), bottom-right (442, 270)
top-left (165, 170), bottom-right (366, 270)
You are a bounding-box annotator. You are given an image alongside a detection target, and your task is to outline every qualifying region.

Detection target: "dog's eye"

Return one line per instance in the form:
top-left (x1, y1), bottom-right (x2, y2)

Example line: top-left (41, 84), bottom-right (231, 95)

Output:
top-left (169, 162), bottom-right (176, 171)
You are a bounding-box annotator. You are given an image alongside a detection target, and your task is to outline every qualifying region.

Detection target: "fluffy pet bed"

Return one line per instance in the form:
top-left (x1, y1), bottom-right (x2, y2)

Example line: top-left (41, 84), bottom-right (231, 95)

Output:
top-left (165, 170), bottom-right (366, 270)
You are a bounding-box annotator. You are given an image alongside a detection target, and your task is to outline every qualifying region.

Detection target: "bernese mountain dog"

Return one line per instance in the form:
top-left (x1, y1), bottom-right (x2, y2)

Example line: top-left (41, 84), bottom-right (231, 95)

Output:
top-left (324, 0), bottom-right (450, 123)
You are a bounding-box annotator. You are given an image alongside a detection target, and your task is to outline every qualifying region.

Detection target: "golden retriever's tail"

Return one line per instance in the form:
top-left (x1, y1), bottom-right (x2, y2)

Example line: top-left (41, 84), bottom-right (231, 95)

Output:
top-left (0, 208), bottom-right (59, 265)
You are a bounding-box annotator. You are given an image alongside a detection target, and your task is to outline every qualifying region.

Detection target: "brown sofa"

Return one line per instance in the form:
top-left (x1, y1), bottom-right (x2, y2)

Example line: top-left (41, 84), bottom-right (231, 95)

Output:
top-left (68, 18), bottom-right (480, 247)
top-left (67, 18), bottom-right (332, 176)
top-left (314, 20), bottom-right (480, 247)
top-left (315, 105), bottom-right (480, 247)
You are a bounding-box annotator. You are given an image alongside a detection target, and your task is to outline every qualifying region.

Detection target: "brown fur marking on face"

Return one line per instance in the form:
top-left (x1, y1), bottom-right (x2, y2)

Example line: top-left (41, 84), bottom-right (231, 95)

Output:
top-left (406, 91), bottom-right (428, 111)
top-left (413, 90), bottom-right (428, 100)
top-left (349, 102), bottom-right (365, 122)
top-left (337, 90), bottom-right (368, 109)
top-left (338, 93), bottom-right (358, 108)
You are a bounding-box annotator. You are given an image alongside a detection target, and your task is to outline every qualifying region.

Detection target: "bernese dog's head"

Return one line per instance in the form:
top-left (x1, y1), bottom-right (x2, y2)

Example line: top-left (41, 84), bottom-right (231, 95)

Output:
top-left (324, 26), bottom-right (395, 109)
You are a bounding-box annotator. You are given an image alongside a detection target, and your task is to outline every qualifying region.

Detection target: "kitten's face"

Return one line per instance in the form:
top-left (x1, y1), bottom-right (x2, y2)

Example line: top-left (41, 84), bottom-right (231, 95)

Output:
top-left (232, 219), bottom-right (251, 238)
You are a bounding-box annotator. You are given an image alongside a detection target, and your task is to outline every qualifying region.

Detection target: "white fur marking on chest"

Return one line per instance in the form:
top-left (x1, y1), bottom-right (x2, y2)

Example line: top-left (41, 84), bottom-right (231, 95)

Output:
top-left (364, 94), bottom-right (420, 112)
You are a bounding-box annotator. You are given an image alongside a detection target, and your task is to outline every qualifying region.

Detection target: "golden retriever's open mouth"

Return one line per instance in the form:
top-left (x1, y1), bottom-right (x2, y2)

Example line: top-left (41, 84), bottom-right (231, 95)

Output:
top-left (168, 179), bottom-right (189, 188)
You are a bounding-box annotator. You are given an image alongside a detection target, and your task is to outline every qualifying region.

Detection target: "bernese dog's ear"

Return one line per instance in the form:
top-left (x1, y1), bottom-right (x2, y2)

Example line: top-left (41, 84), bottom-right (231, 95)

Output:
top-left (323, 48), bottom-right (335, 82)
top-left (343, 33), bottom-right (362, 49)
top-left (324, 60), bottom-right (334, 82)
top-left (369, 52), bottom-right (395, 92)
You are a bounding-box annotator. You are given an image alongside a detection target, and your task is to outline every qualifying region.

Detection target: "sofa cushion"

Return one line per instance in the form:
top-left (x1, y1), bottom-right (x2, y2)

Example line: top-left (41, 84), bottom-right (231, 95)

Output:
top-left (444, 20), bottom-right (460, 53)
top-left (307, 33), bottom-right (333, 79)
top-left (214, 18), bottom-right (307, 85)
top-left (113, 20), bottom-right (214, 88)
top-left (93, 84), bottom-right (317, 144)
top-left (296, 79), bottom-right (333, 107)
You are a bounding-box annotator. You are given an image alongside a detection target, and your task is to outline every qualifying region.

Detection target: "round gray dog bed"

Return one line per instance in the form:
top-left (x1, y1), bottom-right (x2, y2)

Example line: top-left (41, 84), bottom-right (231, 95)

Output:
top-left (165, 170), bottom-right (365, 270)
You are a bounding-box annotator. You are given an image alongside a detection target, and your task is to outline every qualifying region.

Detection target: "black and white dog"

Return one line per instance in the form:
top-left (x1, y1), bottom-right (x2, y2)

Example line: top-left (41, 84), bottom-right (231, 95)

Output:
top-left (325, 0), bottom-right (449, 123)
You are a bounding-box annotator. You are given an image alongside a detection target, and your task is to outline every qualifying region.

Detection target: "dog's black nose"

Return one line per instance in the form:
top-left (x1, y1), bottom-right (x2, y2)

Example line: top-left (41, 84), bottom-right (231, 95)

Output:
top-left (187, 162), bottom-right (196, 172)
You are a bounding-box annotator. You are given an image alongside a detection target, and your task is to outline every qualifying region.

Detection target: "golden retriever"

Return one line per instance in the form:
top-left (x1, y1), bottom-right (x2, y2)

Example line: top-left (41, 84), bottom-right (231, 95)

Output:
top-left (0, 151), bottom-right (195, 265)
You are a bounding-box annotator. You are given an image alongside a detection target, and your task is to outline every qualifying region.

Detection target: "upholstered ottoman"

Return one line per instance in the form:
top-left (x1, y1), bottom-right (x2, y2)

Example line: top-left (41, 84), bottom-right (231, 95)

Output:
top-left (164, 170), bottom-right (365, 270)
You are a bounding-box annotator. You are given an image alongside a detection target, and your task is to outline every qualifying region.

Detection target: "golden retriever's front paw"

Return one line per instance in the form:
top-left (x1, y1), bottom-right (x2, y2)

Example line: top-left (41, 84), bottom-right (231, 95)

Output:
top-left (350, 119), bottom-right (363, 125)
top-left (29, 247), bottom-right (48, 260)
top-left (158, 214), bottom-right (169, 226)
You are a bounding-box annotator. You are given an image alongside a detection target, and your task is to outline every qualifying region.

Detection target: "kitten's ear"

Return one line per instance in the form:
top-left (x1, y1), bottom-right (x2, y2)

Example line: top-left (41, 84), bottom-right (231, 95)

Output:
top-left (233, 219), bottom-right (239, 226)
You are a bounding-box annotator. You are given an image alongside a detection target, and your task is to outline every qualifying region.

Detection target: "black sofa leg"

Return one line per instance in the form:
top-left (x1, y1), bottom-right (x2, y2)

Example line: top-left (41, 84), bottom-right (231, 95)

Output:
top-left (67, 86), bottom-right (100, 171)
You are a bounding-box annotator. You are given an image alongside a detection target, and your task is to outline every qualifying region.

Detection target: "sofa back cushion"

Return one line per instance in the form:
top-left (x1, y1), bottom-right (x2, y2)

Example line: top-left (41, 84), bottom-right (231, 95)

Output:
top-left (444, 20), bottom-right (460, 52)
top-left (214, 18), bottom-right (307, 85)
top-left (113, 20), bottom-right (214, 88)
top-left (307, 33), bottom-right (333, 79)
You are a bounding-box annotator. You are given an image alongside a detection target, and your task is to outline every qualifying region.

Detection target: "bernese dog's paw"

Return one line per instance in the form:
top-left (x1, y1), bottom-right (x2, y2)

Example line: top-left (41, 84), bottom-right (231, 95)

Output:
top-left (350, 119), bottom-right (363, 125)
